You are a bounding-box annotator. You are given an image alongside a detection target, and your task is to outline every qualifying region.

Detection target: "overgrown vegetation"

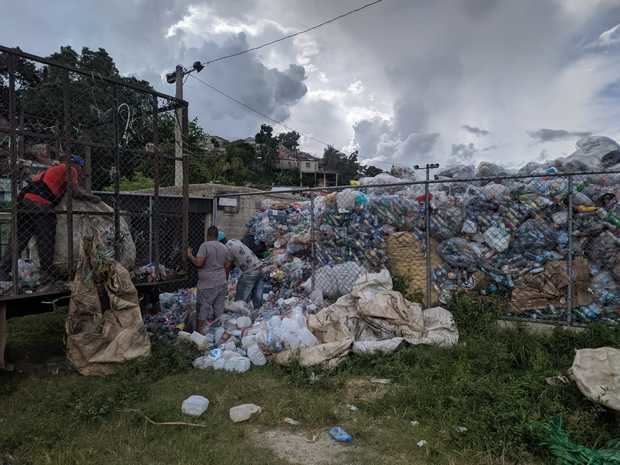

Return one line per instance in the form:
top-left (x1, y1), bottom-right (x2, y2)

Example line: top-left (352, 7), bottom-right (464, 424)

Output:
top-left (2, 298), bottom-right (619, 465)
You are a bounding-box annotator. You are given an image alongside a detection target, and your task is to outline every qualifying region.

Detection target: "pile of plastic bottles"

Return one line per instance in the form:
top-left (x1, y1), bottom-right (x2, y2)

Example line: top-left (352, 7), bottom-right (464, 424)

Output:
top-left (244, 135), bottom-right (620, 324)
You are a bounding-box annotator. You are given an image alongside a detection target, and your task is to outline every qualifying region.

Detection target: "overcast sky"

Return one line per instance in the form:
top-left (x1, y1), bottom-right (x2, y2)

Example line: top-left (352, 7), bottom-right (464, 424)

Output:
top-left (2, 0), bottom-right (620, 169)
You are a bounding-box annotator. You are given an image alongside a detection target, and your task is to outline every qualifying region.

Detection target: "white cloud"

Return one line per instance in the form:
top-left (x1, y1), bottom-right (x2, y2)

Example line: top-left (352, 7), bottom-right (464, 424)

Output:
top-left (347, 80), bottom-right (364, 95)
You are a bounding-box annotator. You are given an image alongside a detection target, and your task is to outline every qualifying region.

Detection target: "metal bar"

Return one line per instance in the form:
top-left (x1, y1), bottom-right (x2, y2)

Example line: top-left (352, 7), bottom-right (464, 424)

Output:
top-left (181, 104), bottom-right (190, 273)
top-left (499, 315), bottom-right (587, 328)
top-left (213, 195), bottom-right (218, 227)
top-left (215, 169), bottom-right (620, 198)
top-left (63, 70), bottom-right (74, 277)
top-left (17, 109), bottom-right (24, 159)
top-left (567, 175), bottom-right (574, 325)
top-left (0, 45), bottom-right (187, 105)
top-left (424, 173), bottom-right (431, 309)
top-left (152, 95), bottom-right (160, 278)
top-left (310, 194), bottom-right (316, 292)
top-left (8, 53), bottom-right (17, 295)
top-left (112, 84), bottom-right (121, 261)
top-left (148, 196), bottom-right (153, 263)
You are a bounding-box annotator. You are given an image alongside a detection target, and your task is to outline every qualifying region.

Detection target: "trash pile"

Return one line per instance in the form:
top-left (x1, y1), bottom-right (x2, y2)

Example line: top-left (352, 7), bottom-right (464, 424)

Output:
top-left (186, 268), bottom-right (458, 373)
top-left (144, 135), bottom-right (619, 376)
top-left (143, 288), bottom-right (196, 342)
top-left (245, 135), bottom-right (620, 323)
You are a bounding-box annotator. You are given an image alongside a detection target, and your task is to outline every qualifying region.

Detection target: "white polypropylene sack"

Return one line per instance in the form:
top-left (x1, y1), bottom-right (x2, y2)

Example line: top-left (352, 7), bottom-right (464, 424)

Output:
top-left (569, 347), bottom-right (620, 412)
top-left (181, 395), bottom-right (209, 417)
top-left (55, 198), bottom-right (136, 273)
top-left (353, 338), bottom-right (406, 355)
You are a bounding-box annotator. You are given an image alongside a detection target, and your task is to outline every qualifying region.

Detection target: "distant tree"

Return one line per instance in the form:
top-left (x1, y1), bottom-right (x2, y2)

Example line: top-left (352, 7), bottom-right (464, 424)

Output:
top-left (255, 124), bottom-right (278, 175)
top-left (277, 130), bottom-right (300, 151)
top-left (322, 145), bottom-right (362, 184)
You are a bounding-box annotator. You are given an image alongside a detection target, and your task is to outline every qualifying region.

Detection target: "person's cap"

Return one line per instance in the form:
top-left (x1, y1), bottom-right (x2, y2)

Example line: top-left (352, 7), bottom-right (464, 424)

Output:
top-left (70, 155), bottom-right (85, 167)
top-left (217, 231), bottom-right (226, 242)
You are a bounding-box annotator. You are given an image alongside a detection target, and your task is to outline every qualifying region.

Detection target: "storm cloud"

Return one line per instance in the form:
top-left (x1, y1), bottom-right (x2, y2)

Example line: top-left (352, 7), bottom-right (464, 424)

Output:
top-left (461, 125), bottom-right (490, 137)
top-left (528, 128), bottom-right (592, 143)
top-left (1, 0), bottom-right (620, 166)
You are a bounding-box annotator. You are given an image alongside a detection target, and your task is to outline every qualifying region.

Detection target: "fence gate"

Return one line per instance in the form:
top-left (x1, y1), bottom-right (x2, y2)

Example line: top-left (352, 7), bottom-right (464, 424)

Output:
top-left (0, 45), bottom-right (190, 300)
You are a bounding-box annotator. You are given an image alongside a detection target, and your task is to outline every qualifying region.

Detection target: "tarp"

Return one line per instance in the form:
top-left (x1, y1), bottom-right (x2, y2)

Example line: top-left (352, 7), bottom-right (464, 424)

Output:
top-left (66, 231), bottom-right (150, 376)
top-left (569, 347), bottom-right (620, 412)
top-left (55, 197), bottom-right (136, 273)
top-left (273, 269), bottom-right (458, 367)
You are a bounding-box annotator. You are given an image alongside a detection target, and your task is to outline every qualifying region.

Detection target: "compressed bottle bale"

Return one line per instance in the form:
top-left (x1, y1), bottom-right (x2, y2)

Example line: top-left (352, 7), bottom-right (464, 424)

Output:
top-left (386, 232), bottom-right (441, 303)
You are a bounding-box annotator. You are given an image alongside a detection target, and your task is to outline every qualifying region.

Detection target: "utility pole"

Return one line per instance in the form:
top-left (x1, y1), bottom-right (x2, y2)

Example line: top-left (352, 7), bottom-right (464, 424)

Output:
top-left (174, 65), bottom-right (183, 188)
top-left (165, 61), bottom-right (205, 187)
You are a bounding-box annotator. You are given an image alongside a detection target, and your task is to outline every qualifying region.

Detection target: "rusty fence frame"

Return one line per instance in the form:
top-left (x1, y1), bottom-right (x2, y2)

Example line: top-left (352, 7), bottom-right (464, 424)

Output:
top-left (0, 46), bottom-right (191, 301)
top-left (216, 168), bottom-right (620, 327)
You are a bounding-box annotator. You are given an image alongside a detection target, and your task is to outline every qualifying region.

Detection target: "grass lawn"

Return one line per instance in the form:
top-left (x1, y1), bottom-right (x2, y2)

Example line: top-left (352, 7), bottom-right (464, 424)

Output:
top-left (1, 296), bottom-right (619, 465)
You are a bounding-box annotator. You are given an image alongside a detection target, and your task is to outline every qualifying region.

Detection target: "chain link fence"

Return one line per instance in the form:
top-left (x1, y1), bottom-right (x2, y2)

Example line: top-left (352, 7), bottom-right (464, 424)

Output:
top-left (220, 167), bottom-right (620, 326)
top-left (0, 46), bottom-right (192, 299)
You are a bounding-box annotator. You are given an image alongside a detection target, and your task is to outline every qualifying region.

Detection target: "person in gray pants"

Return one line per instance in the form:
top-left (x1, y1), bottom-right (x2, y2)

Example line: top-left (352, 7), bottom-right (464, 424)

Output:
top-left (187, 226), bottom-right (231, 333)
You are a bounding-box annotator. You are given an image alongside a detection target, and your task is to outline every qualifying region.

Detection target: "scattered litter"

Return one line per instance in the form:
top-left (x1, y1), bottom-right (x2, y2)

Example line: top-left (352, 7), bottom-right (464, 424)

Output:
top-left (545, 375), bottom-right (570, 386)
top-left (370, 378), bottom-right (392, 385)
top-left (410, 420), bottom-right (419, 427)
top-left (455, 426), bottom-right (468, 433)
top-left (229, 404), bottom-right (262, 423)
top-left (328, 426), bottom-right (353, 443)
top-left (121, 409), bottom-right (206, 428)
top-left (347, 404), bottom-right (359, 412)
top-left (283, 417), bottom-right (301, 426)
top-left (181, 395), bottom-right (209, 417)
top-left (417, 440), bottom-right (428, 448)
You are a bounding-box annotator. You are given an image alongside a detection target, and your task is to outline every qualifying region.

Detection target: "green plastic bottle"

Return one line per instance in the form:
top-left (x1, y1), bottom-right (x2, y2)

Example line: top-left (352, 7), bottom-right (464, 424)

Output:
top-left (598, 209), bottom-right (620, 228)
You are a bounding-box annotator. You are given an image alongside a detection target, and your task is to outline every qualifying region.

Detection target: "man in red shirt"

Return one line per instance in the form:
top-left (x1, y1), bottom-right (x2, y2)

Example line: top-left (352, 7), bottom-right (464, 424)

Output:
top-left (0, 155), bottom-right (100, 286)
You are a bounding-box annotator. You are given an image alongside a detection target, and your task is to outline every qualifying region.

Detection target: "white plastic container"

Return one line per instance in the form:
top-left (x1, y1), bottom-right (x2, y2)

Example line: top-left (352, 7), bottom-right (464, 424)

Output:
top-left (247, 344), bottom-right (267, 366)
top-left (181, 395), bottom-right (209, 417)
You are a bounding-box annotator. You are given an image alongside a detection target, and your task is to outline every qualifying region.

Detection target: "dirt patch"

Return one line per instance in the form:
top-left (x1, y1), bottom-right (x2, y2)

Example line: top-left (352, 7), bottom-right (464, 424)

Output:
top-left (344, 377), bottom-right (391, 403)
top-left (251, 428), bottom-right (357, 465)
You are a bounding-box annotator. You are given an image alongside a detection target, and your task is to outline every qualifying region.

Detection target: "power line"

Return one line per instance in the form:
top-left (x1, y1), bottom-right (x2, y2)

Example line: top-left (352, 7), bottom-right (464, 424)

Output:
top-left (188, 73), bottom-right (333, 148)
top-left (202, 0), bottom-right (383, 65)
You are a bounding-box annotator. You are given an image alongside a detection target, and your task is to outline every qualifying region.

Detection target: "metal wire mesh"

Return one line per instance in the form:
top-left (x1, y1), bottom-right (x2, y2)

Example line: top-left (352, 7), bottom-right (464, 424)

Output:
top-left (0, 47), bottom-right (190, 298)
top-left (224, 167), bottom-right (620, 326)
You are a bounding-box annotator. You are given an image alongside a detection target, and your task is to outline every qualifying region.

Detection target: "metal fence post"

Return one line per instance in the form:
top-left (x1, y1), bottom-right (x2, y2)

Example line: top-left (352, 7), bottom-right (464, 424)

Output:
top-left (567, 175), bottom-right (574, 325)
top-left (112, 84), bottom-right (121, 262)
top-left (63, 70), bottom-right (74, 276)
top-left (8, 52), bottom-right (17, 294)
top-left (212, 195), bottom-right (218, 228)
top-left (181, 103), bottom-right (189, 273)
top-left (424, 178), bottom-right (431, 309)
top-left (310, 194), bottom-right (316, 292)
top-left (151, 95), bottom-right (160, 277)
